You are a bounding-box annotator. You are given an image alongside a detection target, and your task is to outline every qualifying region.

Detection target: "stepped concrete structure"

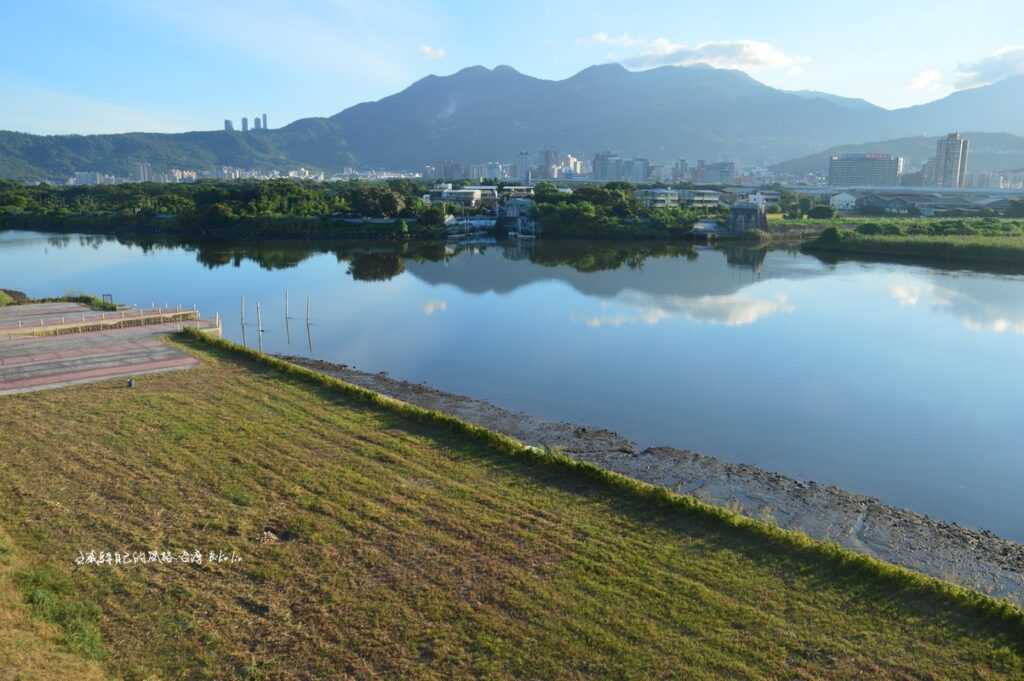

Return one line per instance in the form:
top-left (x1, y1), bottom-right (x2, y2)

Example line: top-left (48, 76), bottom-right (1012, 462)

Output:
top-left (0, 302), bottom-right (219, 395)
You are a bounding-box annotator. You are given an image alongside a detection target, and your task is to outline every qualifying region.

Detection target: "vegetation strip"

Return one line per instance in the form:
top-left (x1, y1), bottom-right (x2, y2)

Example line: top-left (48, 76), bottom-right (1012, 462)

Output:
top-left (181, 327), bottom-right (1024, 628)
top-left (804, 227), bottom-right (1024, 266)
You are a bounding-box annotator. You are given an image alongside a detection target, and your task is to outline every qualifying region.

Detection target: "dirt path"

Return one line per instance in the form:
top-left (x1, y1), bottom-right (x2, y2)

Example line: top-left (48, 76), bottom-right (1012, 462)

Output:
top-left (282, 355), bottom-right (1024, 605)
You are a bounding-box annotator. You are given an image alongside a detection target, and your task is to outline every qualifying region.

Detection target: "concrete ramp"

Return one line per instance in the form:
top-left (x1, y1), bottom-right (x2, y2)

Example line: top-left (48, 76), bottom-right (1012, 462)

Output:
top-left (0, 303), bottom-right (214, 395)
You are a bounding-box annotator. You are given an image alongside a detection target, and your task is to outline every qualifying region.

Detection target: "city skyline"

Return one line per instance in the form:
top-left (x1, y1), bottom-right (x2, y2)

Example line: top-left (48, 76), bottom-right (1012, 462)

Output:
top-left (3, 1), bottom-right (1024, 135)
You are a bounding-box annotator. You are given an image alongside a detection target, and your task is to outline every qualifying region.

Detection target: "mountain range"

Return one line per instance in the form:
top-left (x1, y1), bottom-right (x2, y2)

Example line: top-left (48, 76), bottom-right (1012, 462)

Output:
top-left (3, 63), bottom-right (1024, 181)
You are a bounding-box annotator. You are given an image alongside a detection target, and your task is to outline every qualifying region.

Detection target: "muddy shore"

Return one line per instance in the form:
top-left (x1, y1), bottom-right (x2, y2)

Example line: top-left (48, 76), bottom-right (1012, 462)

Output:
top-left (282, 355), bottom-right (1024, 605)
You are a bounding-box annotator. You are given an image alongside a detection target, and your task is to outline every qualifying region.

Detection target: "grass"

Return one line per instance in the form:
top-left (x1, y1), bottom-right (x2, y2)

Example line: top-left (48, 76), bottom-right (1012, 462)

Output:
top-left (0, 528), bottom-right (109, 680)
top-left (0, 288), bottom-right (116, 311)
top-left (0, 334), bottom-right (1023, 679)
top-left (804, 227), bottom-right (1024, 268)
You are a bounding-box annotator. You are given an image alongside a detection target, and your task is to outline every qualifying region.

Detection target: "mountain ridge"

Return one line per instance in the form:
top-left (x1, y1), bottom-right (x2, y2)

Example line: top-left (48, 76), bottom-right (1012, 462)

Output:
top-left (2, 64), bottom-right (1024, 180)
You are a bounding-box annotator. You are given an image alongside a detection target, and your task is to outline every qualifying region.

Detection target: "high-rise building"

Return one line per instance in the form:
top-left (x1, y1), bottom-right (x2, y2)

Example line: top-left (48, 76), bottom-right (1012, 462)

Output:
top-left (241, 117), bottom-right (249, 133)
top-left (672, 159), bottom-right (690, 181)
top-left (592, 153), bottom-right (651, 182)
top-left (135, 162), bottom-right (152, 183)
top-left (933, 132), bottom-right (969, 188)
top-left (261, 113), bottom-right (268, 130)
top-left (224, 119), bottom-right (235, 132)
top-left (702, 161), bottom-right (736, 185)
top-left (517, 151), bottom-right (531, 182)
top-left (828, 154), bottom-right (904, 187)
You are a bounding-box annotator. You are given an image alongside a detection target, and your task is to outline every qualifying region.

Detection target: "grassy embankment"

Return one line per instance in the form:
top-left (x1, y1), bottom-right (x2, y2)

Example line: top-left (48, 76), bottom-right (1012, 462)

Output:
top-left (803, 220), bottom-right (1024, 268)
top-left (1, 332), bottom-right (1023, 679)
top-left (0, 288), bottom-right (116, 311)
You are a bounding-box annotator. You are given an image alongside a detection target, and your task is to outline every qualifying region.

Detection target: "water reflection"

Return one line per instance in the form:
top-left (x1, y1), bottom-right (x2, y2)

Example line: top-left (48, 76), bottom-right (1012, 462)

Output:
top-left (578, 292), bottom-right (794, 328)
top-left (888, 273), bottom-right (1024, 335)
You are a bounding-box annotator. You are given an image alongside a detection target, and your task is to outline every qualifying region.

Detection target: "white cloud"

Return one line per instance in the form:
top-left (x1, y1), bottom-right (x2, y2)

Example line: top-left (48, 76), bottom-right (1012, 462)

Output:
top-left (908, 68), bottom-right (949, 94)
top-left (889, 283), bottom-right (925, 306)
top-left (580, 293), bottom-right (793, 328)
top-left (581, 34), bottom-right (809, 75)
top-left (583, 32), bottom-right (643, 49)
top-left (422, 299), bottom-right (448, 315)
top-left (419, 44), bottom-right (447, 60)
top-left (956, 46), bottom-right (1024, 89)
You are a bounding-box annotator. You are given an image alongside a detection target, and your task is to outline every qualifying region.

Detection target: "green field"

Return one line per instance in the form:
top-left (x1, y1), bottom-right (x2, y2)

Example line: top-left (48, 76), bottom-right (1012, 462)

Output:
top-left (1, 334), bottom-right (1022, 679)
top-left (804, 227), bottom-right (1024, 268)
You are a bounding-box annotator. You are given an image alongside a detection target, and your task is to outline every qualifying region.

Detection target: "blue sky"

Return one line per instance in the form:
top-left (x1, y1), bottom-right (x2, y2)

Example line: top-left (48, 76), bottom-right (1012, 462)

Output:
top-left (3, 0), bottom-right (1023, 135)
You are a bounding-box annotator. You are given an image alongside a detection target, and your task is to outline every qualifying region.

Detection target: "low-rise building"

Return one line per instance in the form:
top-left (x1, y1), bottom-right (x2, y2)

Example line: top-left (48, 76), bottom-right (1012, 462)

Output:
top-left (633, 189), bottom-right (680, 209)
top-left (829, 192), bottom-right (858, 212)
top-left (423, 184), bottom-right (485, 209)
top-left (727, 201), bottom-right (767, 232)
top-left (856, 194), bottom-right (914, 215)
top-left (679, 189), bottom-right (722, 209)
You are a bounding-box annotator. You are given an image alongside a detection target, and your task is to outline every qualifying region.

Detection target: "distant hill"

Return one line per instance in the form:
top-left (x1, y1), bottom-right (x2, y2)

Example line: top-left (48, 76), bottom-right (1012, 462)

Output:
top-left (771, 132), bottom-right (1024, 176)
top-left (3, 65), bottom-right (1024, 180)
top-left (0, 121), bottom-right (356, 181)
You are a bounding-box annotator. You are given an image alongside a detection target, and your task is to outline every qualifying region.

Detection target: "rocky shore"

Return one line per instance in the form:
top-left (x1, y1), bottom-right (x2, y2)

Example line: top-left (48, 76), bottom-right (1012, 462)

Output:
top-left (282, 355), bottom-right (1024, 605)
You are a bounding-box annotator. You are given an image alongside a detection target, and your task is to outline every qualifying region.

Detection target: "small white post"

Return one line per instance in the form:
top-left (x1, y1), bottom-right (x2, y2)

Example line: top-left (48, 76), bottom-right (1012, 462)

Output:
top-left (256, 302), bottom-right (264, 353)
top-left (285, 289), bottom-right (289, 319)
top-left (305, 296), bottom-right (310, 323)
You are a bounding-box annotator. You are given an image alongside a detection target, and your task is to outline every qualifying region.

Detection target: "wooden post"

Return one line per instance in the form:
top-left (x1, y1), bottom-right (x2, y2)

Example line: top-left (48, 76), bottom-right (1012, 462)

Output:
top-left (285, 290), bottom-right (289, 319)
top-left (241, 296), bottom-right (245, 327)
top-left (305, 296), bottom-right (310, 323)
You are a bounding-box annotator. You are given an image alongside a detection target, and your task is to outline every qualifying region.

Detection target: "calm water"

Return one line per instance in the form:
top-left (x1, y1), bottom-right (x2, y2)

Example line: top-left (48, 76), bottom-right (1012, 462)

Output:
top-left (3, 230), bottom-right (1024, 539)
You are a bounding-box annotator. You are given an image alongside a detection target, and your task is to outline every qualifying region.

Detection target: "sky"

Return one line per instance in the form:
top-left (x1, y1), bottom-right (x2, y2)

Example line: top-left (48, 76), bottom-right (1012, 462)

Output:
top-left (3, 0), bottom-right (1024, 135)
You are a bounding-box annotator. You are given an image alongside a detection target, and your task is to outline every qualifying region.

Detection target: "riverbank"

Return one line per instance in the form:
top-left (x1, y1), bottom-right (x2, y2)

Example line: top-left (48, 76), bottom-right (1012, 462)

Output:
top-left (803, 228), bottom-right (1024, 268)
top-left (285, 355), bottom-right (1024, 605)
top-left (1, 334), bottom-right (1022, 678)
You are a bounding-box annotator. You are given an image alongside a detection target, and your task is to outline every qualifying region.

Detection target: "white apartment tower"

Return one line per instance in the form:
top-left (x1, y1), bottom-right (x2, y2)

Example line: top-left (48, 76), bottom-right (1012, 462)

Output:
top-left (934, 132), bottom-right (970, 188)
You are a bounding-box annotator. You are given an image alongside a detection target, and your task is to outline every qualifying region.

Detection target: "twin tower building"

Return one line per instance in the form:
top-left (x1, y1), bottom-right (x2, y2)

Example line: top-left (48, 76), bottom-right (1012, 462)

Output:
top-left (224, 114), bottom-right (268, 133)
